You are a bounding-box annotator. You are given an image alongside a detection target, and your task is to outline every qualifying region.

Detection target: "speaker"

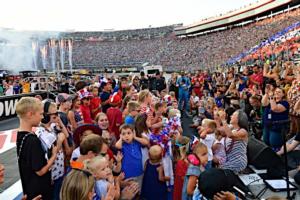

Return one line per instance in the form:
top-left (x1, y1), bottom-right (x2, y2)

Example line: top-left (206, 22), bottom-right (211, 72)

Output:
top-left (198, 168), bottom-right (253, 199)
top-left (247, 137), bottom-right (285, 178)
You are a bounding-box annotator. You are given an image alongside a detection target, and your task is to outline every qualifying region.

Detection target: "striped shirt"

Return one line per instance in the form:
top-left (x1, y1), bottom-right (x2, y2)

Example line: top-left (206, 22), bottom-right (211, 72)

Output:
top-left (221, 137), bottom-right (247, 173)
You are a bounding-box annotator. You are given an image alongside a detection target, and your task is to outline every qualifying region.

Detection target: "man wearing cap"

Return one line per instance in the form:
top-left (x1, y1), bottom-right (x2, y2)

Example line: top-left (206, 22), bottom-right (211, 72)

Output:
top-left (100, 79), bottom-right (113, 113)
top-left (106, 93), bottom-right (122, 139)
top-left (176, 71), bottom-right (191, 114)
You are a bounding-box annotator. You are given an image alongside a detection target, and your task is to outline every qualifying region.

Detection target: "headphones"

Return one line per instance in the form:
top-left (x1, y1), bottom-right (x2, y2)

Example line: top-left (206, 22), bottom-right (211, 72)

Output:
top-left (187, 154), bottom-right (200, 166)
top-left (41, 101), bottom-right (51, 124)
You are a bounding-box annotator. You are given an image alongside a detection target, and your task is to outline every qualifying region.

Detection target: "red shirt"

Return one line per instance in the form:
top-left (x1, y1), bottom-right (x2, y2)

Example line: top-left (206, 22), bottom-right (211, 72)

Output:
top-left (249, 72), bottom-right (263, 89)
top-left (90, 97), bottom-right (101, 119)
top-left (107, 107), bottom-right (122, 139)
top-left (80, 105), bottom-right (93, 124)
top-left (173, 159), bottom-right (189, 200)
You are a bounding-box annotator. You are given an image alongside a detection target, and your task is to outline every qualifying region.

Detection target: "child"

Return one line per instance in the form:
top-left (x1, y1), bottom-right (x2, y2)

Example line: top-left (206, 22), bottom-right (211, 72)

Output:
top-left (85, 156), bottom-right (122, 200)
top-left (151, 102), bottom-right (165, 134)
top-left (141, 145), bottom-right (168, 200)
top-left (100, 80), bottom-right (112, 113)
top-left (36, 101), bottom-right (71, 200)
top-left (68, 95), bottom-right (84, 131)
top-left (212, 129), bottom-right (226, 166)
top-left (135, 113), bottom-right (151, 168)
top-left (78, 88), bottom-right (94, 124)
top-left (71, 124), bottom-right (102, 161)
top-left (169, 91), bottom-right (177, 103)
top-left (70, 134), bottom-right (103, 170)
top-left (198, 119), bottom-right (217, 169)
top-left (166, 108), bottom-right (183, 139)
top-left (173, 136), bottom-right (190, 200)
top-left (124, 101), bottom-right (140, 125)
top-left (182, 143), bottom-right (208, 200)
top-left (190, 90), bottom-right (200, 115)
top-left (115, 124), bottom-right (149, 189)
top-left (90, 86), bottom-right (102, 119)
top-left (16, 97), bottom-right (57, 200)
top-left (106, 93), bottom-right (123, 140)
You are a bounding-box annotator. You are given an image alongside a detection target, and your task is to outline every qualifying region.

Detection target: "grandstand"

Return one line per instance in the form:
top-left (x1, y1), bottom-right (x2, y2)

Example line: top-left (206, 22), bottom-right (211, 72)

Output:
top-left (60, 0), bottom-right (300, 71)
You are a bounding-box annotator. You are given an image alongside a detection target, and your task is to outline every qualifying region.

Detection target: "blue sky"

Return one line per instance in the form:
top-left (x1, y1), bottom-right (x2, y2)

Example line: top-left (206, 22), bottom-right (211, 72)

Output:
top-left (0, 0), bottom-right (258, 31)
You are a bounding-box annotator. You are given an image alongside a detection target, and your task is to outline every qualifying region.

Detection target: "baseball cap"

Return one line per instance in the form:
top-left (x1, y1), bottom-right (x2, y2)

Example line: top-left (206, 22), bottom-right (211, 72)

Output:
top-left (109, 92), bottom-right (121, 104)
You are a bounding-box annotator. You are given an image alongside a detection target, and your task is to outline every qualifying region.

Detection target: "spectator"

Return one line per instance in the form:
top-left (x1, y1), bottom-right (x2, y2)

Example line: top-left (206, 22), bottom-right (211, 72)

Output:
top-left (16, 97), bottom-right (57, 200)
top-left (60, 169), bottom-right (95, 200)
top-left (262, 87), bottom-right (289, 151)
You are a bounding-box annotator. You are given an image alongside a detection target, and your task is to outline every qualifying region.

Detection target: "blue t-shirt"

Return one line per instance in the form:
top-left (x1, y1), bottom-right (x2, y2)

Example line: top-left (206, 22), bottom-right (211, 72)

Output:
top-left (121, 140), bottom-right (143, 179)
top-left (182, 164), bottom-right (202, 200)
top-left (94, 180), bottom-right (109, 200)
top-left (124, 115), bottom-right (135, 125)
top-left (100, 91), bottom-right (111, 113)
top-left (215, 97), bottom-right (223, 108)
top-left (13, 85), bottom-right (20, 94)
top-left (238, 77), bottom-right (247, 92)
top-left (263, 100), bottom-right (289, 130)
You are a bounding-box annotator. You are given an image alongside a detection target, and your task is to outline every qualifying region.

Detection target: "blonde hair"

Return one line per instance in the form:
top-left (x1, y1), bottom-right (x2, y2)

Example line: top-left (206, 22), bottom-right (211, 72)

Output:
top-left (16, 97), bottom-right (42, 118)
top-left (202, 119), bottom-right (217, 131)
top-left (84, 155), bottom-right (107, 174)
top-left (149, 145), bottom-right (162, 163)
top-left (60, 169), bottom-right (95, 200)
top-left (169, 91), bottom-right (176, 98)
top-left (193, 142), bottom-right (208, 155)
top-left (168, 108), bottom-right (180, 118)
top-left (138, 90), bottom-right (150, 103)
top-left (127, 101), bottom-right (140, 113)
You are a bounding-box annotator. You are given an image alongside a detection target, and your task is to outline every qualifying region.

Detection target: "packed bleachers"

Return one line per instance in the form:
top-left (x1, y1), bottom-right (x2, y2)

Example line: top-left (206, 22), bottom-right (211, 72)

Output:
top-left (68, 7), bottom-right (300, 70)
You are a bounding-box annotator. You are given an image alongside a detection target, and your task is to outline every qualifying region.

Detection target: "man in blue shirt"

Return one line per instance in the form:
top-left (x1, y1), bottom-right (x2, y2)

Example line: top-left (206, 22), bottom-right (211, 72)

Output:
top-left (176, 71), bottom-right (191, 114)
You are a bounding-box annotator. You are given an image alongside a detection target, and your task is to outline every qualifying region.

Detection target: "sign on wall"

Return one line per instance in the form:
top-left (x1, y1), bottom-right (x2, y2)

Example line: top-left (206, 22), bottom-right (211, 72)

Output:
top-left (0, 92), bottom-right (47, 121)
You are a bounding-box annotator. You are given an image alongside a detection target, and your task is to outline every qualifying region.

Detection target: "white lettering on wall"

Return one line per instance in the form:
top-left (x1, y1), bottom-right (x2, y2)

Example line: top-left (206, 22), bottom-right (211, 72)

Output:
top-left (0, 102), bottom-right (3, 116)
top-left (5, 99), bottom-right (19, 117)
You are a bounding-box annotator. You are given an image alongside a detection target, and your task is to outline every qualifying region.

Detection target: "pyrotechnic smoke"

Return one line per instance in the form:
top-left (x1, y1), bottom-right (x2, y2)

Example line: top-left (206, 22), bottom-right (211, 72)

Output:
top-left (0, 29), bottom-right (59, 73)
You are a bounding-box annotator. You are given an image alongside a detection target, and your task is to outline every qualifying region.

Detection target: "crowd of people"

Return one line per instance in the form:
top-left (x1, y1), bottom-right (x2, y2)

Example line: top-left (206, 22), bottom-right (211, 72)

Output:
top-left (62, 25), bottom-right (175, 42)
top-left (1, 5), bottom-right (300, 200)
top-left (0, 59), bottom-right (299, 200)
top-left (68, 7), bottom-right (300, 70)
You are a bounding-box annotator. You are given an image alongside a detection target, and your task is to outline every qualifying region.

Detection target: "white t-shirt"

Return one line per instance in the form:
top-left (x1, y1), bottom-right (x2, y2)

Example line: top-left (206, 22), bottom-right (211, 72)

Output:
top-left (201, 133), bottom-right (215, 161)
top-left (5, 85), bottom-right (13, 96)
top-left (35, 125), bottom-right (64, 180)
top-left (71, 147), bottom-right (80, 161)
top-left (191, 95), bottom-right (200, 104)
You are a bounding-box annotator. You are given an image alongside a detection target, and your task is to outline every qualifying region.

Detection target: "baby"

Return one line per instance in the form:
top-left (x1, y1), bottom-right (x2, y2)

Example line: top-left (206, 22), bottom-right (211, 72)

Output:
top-left (85, 156), bottom-right (122, 200)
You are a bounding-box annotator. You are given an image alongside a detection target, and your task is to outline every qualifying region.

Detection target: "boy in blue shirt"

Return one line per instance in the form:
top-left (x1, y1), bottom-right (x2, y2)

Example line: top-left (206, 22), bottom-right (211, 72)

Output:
top-left (115, 124), bottom-right (149, 191)
top-left (124, 101), bottom-right (141, 125)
